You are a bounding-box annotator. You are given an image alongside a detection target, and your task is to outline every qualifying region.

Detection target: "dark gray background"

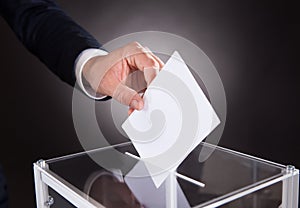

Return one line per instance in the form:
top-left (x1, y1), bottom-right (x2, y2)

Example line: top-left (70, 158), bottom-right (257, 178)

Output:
top-left (0, 0), bottom-right (299, 207)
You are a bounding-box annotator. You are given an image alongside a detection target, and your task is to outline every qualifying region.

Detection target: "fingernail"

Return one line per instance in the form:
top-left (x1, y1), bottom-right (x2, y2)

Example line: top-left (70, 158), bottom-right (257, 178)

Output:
top-left (130, 100), bottom-right (139, 109)
top-left (138, 100), bottom-right (144, 110)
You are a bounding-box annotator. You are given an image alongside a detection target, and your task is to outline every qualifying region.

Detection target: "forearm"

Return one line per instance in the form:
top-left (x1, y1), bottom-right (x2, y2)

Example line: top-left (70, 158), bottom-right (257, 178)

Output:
top-left (0, 0), bottom-right (101, 86)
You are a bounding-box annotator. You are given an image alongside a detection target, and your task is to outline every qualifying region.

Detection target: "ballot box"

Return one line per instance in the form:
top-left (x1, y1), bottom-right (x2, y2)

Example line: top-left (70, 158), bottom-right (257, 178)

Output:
top-left (33, 142), bottom-right (299, 208)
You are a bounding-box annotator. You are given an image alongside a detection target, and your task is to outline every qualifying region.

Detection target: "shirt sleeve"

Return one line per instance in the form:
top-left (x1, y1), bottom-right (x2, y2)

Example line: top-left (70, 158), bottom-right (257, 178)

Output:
top-left (75, 48), bottom-right (109, 100)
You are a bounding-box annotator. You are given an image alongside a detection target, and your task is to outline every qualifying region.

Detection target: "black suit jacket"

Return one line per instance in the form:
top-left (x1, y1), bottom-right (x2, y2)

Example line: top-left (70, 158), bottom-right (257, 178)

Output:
top-left (0, 1), bottom-right (102, 206)
top-left (0, 165), bottom-right (7, 208)
top-left (0, 0), bottom-right (101, 86)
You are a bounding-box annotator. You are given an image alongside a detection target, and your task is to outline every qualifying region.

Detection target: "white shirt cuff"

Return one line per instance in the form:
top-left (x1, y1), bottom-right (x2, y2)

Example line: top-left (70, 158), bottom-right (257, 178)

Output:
top-left (75, 48), bottom-right (109, 100)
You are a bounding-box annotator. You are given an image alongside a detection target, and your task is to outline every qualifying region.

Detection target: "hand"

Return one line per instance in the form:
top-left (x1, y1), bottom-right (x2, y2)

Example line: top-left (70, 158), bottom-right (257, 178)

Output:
top-left (82, 42), bottom-right (164, 114)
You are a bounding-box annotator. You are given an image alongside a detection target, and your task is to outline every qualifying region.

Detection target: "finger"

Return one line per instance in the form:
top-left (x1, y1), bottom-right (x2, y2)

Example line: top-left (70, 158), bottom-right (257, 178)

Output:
top-left (124, 43), bottom-right (162, 85)
top-left (125, 43), bottom-right (160, 71)
top-left (128, 90), bottom-right (145, 115)
top-left (128, 108), bottom-right (134, 115)
top-left (129, 93), bottom-right (144, 110)
top-left (144, 67), bottom-right (160, 86)
top-left (124, 70), bottom-right (147, 93)
top-left (132, 52), bottom-right (160, 72)
top-left (128, 53), bottom-right (160, 86)
top-left (144, 47), bottom-right (164, 69)
top-left (112, 83), bottom-right (144, 110)
top-left (129, 48), bottom-right (161, 85)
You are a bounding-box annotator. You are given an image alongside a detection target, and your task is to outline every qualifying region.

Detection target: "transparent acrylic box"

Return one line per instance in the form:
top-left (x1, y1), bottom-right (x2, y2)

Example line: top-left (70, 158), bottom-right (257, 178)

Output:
top-left (33, 142), bottom-right (299, 208)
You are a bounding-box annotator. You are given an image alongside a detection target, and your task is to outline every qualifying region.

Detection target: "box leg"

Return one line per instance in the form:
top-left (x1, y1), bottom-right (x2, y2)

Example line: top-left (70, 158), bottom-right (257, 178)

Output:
top-left (282, 165), bottom-right (299, 208)
top-left (34, 160), bottom-right (52, 208)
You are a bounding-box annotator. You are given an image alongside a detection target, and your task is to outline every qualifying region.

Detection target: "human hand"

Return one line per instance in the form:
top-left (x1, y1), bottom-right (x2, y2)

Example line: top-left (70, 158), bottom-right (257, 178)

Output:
top-left (82, 42), bottom-right (164, 114)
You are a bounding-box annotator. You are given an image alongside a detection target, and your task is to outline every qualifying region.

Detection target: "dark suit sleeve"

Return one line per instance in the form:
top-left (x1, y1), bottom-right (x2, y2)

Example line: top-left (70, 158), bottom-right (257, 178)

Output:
top-left (0, 165), bottom-right (8, 208)
top-left (0, 0), bottom-right (101, 86)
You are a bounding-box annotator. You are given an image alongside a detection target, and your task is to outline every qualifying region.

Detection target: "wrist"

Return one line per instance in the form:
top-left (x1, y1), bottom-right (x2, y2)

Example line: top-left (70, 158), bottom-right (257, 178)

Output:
top-left (75, 48), bottom-right (108, 100)
top-left (82, 56), bottom-right (98, 85)
top-left (82, 55), bottom-right (107, 93)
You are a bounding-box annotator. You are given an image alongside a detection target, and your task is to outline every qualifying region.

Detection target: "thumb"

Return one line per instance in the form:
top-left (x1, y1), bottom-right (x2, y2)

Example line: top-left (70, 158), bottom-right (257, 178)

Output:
top-left (112, 83), bottom-right (144, 110)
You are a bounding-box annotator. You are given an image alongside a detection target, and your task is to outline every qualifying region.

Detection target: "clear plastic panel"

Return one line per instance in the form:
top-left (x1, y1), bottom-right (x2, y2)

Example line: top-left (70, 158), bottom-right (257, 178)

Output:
top-left (45, 142), bottom-right (288, 207)
top-left (218, 181), bottom-right (282, 208)
top-left (48, 187), bottom-right (75, 208)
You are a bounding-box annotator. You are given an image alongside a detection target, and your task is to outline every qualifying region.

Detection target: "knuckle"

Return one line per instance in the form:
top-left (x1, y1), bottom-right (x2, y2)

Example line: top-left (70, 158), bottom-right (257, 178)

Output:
top-left (148, 57), bottom-right (156, 66)
top-left (130, 41), bottom-right (142, 48)
top-left (125, 42), bottom-right (144, 57)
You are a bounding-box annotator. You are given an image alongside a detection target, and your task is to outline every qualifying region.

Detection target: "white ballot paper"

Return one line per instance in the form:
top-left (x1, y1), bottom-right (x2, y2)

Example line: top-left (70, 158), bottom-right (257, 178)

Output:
top-left (125, 160), bottom-right (190, 208)
top-left (122, 51), bottom-right (220, 188)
